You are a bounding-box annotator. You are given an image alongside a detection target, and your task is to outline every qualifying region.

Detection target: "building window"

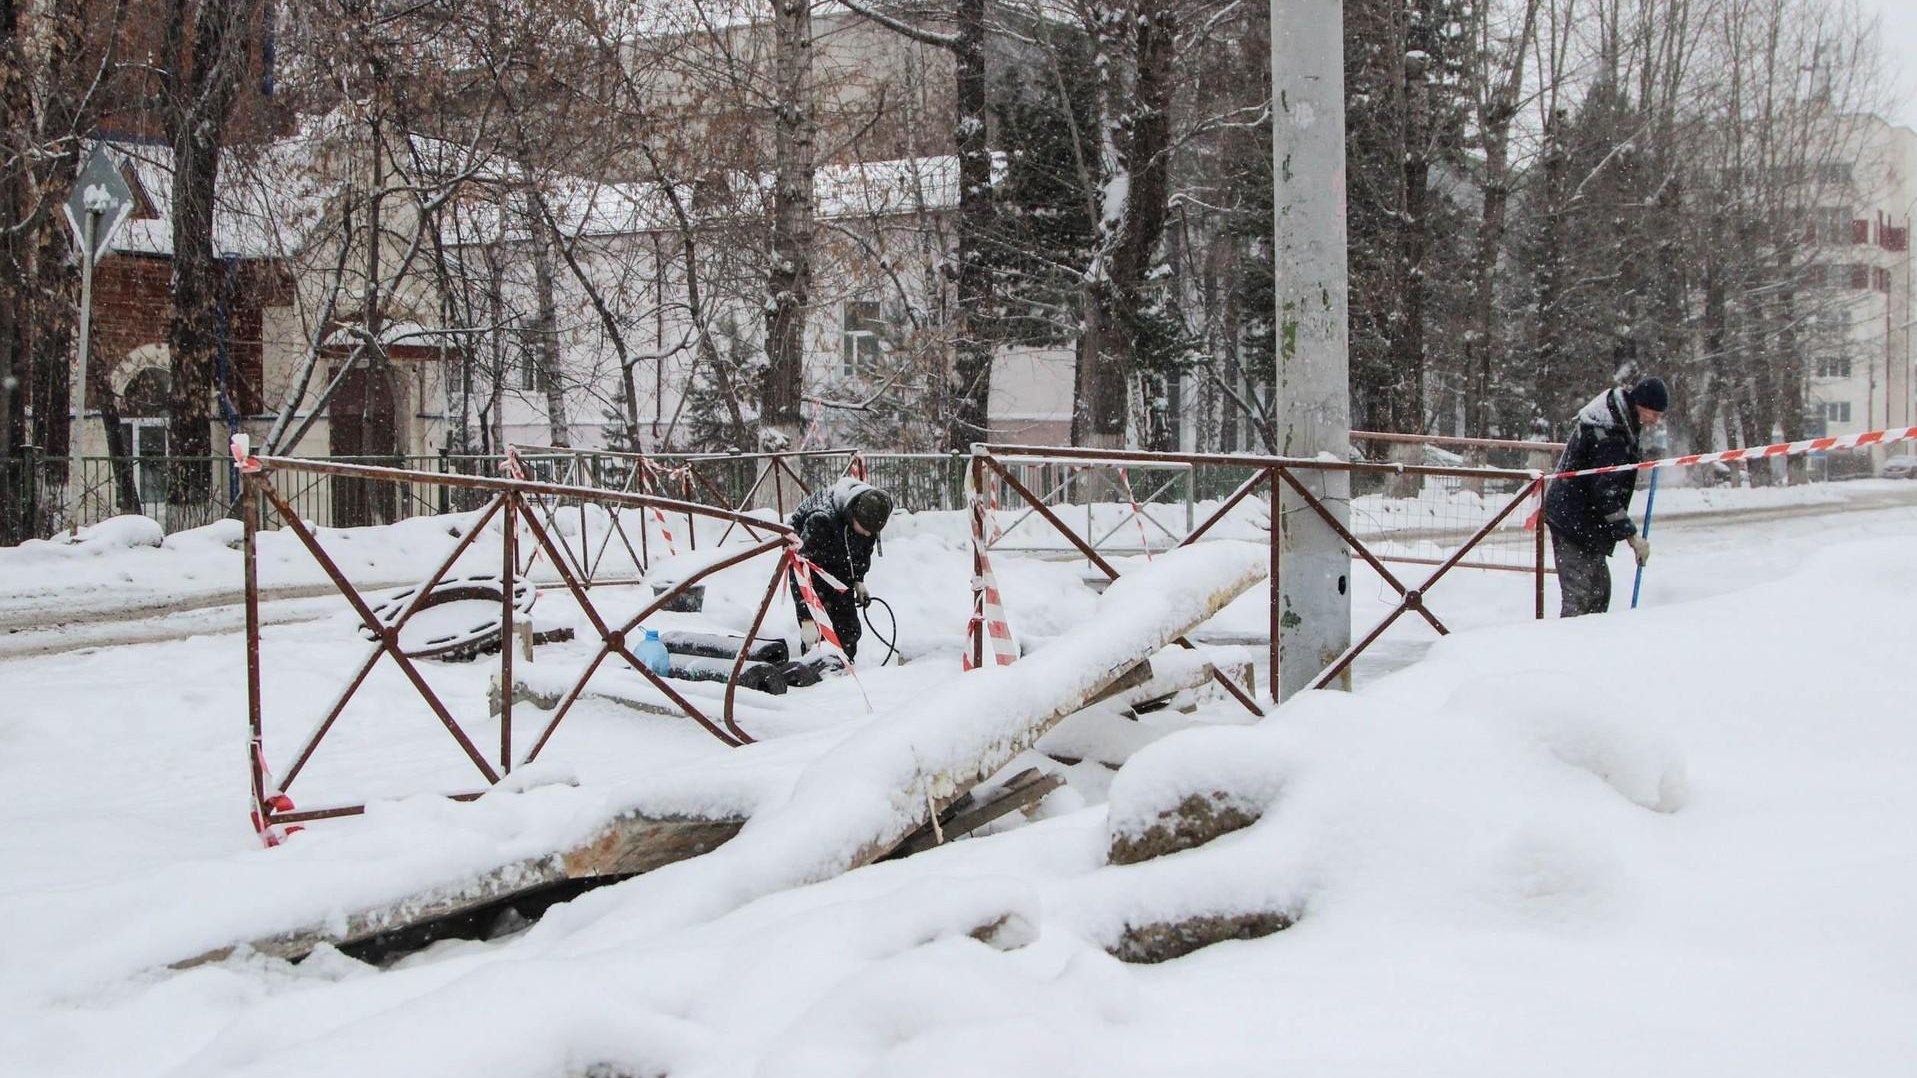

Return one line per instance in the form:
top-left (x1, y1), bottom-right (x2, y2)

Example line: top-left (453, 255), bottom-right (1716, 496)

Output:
top-left (513, 337), bottom-right (549, 391)
top-left (1813, 206), bottom-right (1852, 243)
top-left (1823, 401), bottom-right (1852, 423)
top-left (1803, 263), bottom-right (1826, 288)
top-left (1818, 162), bottom-right (1854, 186)
top-left (841, 300), bottom-right (885, 378)
top-left (1850, 263), bottom-right (1871, 290)
top-left (1814, 357), bottom-right (1851, 378)
top-left (1873, 267), bottom-right (1891, 293)
top-left (117, 366), bottom-right (172, 506)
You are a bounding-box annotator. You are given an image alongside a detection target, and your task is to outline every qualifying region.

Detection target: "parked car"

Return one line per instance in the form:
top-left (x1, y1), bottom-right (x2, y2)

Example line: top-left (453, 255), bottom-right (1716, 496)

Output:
top-left (1880, 456), bottom-right (1917, 480)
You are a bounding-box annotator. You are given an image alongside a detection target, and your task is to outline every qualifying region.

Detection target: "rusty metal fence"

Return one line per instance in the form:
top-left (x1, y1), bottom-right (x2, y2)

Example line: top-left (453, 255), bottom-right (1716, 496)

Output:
top-left (967, 444), bottom-right (1550, 705)
top-left (238, 453), bottom-right (799, 841)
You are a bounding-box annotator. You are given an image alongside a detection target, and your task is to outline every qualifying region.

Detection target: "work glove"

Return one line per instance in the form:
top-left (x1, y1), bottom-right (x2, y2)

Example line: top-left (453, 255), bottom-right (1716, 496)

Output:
top-left (853, 581), bottom-right (870, 608)
top-left (799, 618), bottom-right (821, 649)
top-left (1626, 535), bottom-right (1651, 567)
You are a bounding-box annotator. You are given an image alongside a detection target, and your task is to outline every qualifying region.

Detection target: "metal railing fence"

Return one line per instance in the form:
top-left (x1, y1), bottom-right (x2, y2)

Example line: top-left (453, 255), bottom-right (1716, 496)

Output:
top-left (0, 449), bottom-right (986, 543)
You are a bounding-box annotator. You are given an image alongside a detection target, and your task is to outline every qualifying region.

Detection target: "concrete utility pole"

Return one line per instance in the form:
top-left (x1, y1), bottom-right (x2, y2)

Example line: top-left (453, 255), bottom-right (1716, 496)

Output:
top-left (1271, 0), bottom-right (1353, 697)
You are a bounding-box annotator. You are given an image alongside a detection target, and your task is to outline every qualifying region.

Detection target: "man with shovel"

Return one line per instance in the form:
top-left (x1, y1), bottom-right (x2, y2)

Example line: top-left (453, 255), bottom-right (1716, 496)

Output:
top-left (1544, 376), bottom-right (1667, 617)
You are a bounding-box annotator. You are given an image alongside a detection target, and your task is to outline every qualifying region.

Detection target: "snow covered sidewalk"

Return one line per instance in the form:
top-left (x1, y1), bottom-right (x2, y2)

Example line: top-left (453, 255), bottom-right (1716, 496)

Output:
top-left (2, 494), bottom-right (1915, 1076)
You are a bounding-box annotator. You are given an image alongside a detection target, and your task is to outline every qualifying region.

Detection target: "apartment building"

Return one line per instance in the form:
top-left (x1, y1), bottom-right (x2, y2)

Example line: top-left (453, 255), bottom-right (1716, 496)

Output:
top-left (1808, 115), bottom-right (1915, 455)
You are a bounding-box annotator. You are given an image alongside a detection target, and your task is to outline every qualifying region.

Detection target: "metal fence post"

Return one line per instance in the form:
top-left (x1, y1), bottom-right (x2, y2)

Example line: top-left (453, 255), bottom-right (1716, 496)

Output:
top-left (1185, 465), bottom-right (1195, 534)
top-left (500, 490), bottom-right (516, 776)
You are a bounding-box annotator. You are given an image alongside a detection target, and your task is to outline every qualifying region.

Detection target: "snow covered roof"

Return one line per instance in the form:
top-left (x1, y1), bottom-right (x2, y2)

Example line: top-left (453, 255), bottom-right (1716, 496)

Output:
top-left (442, 152), bottom-right (1006, 249)
top-left (103, 133), bottom-right (327, 261)
top-left (318, 321), bottom-right (464, 351)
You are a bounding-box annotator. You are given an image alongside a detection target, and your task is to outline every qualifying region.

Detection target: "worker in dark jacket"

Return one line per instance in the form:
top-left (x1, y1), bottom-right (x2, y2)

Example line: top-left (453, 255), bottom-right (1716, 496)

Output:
top-left (1544, 377), bottom-right (1668, 617)
top-left (788, 476), bottom-right (893, 660)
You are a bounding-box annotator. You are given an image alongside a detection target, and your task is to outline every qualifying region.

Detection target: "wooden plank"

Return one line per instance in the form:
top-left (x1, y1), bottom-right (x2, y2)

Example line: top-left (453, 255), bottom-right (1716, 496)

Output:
top-left (174, 812), bottom-right (744, 969)
top-left (891, 768), bottom-right (1065, 857)
top-left (846, 547), bottom-right (1269, 868)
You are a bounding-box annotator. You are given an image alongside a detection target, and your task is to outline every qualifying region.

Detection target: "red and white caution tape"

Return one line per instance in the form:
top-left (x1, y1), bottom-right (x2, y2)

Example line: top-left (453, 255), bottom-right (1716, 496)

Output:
top-left (788, 545), bottom-right (849, 656)
top-left (1550, 425), bottom-right (1917, 481)
top-left (786, 539), bottom-right (872, 710)
top-left (847, 450), bottom-right (867, 481)
top-left (249, 742), bottom-right (302, 848)
top-left (229, 433), bottom-right (262, 474)
top-left (1117, 466), bottom-right (1153, 560)
top-left (986, 469), bottom-right (1005, 543)
top-left (962, 468), bottom-right (1019, 670)
top-left (964, 557), bottom-right (1019, 670)
top-left (636, 456), bottom-right (691, 556)
top-left (499, 447), bottom-right (556, 576)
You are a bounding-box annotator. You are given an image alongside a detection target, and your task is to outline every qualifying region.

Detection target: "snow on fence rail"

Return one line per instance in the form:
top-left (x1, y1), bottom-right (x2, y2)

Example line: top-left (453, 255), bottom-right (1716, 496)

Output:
top-left (966, 444), bottom-right (1552, 701)
top-left (232, 449), bottom-right (803, 846)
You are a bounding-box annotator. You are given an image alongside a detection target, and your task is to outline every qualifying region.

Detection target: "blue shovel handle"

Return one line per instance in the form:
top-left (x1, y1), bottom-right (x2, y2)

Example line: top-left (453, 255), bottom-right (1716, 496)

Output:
top-left (1630, 469), bottom-right (1660, 609)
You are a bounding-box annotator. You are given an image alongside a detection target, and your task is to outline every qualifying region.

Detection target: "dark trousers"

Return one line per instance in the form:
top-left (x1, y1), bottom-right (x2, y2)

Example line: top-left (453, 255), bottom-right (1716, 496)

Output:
top-left (792, 575), bottom-right (862, 660)
top-left (1550, 527), bottom-right (1612, 617)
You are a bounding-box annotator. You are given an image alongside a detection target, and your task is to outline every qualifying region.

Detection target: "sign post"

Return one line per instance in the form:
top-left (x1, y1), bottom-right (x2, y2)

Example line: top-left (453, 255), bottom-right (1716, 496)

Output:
top-left (62, 144), bottom-right (136, 532)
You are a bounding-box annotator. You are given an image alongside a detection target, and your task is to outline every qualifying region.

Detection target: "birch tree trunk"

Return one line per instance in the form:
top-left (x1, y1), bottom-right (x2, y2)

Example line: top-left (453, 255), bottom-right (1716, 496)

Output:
top-left (528, 202), bottom-right (572, 447)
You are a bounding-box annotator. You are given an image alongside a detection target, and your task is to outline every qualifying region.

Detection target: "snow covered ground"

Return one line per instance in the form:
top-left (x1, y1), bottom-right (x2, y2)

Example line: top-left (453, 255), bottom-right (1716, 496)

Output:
top-left (0, 480), bottom-right (1914, 1076)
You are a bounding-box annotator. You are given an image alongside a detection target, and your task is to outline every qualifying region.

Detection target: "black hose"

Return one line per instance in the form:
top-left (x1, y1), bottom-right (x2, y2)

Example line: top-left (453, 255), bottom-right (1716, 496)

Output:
top-left (861, 595), bottom-right (899, 666)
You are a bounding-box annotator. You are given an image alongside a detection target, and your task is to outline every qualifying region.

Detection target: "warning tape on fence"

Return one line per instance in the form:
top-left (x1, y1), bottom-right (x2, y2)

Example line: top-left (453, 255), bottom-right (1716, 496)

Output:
top-left (786, 539), bottom-right (873, 710)
top-left (786, 540), bottom-right (850, 659)
top-left (1549, 425), bottom-right (1917, 481)
top-left (986, 469), bottom-right (1005, 543)
top-left (1117, 466), bottom-right (1154, 560)
top-left (250, 742), bottom-right (302, 848)
top-left (635, 456), bottom-right (692, 556)
top-left (229, 433), bottom-right (262, 473)
top-left (963, 468), bottom-right (1019, 670)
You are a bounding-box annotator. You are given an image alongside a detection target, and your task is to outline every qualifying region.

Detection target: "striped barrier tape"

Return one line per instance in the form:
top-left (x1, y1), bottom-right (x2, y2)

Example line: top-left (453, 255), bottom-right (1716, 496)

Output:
top-left (786, 538), bottom-right (873, 710)
top-left (1117, 466), bottom-right (1154, 560)
top-left (786, 542), bottom-right (850, 658)
top-left (987, 469), bottom-right (1005, 543)
top-left (963, 467), bottom-right (1019, 670)
top-left (250, 741), bottom-right (302, 848)
top-left (1549, 425), bottom-right (1917, 481)
top-left (636, 456), bottom-right (692, 556)
top-left (229, 433), bottom-right (262, 473)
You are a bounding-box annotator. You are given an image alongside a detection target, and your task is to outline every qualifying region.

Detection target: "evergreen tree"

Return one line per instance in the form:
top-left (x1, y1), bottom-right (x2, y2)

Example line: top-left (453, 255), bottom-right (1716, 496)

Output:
top-left (984, 58), bottom-right (1096, 350)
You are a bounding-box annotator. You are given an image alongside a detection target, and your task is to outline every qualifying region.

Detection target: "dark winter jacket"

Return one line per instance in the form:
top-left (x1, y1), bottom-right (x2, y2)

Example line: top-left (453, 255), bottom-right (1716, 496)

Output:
top-left (1544, 388), bottom-right (1644, 554)
top-left (787, 476), bottom-right (881, 595)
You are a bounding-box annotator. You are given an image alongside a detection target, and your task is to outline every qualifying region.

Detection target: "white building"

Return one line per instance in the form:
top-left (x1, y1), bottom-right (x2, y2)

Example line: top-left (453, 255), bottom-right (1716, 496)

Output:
top-left (1809, 115), bottom-right (1916, 454)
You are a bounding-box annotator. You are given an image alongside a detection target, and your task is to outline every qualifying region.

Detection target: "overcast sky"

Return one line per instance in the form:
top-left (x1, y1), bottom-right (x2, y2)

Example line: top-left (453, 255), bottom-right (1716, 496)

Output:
top-left (1858, 0), bottom-right (1917, 127)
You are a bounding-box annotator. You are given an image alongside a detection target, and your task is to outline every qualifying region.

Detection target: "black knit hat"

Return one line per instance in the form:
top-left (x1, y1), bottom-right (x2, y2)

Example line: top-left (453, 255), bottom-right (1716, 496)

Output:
top-left (849, 488), bottom-right (893, 533)
top-left (1628, 376), bottom-right (1670, 413)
